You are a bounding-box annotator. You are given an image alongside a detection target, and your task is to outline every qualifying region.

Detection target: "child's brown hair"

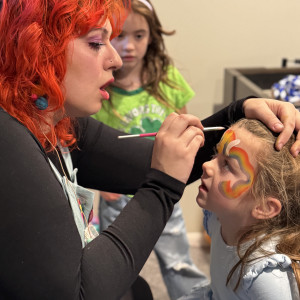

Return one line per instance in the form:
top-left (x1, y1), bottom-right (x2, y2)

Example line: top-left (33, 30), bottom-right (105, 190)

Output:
top-left (112, 0), bottom-right (181, 113)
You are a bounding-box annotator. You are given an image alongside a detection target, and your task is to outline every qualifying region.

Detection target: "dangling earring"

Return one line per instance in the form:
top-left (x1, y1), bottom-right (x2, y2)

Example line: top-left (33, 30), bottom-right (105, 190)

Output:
top-left (31, 94), bottom-right (48, 110)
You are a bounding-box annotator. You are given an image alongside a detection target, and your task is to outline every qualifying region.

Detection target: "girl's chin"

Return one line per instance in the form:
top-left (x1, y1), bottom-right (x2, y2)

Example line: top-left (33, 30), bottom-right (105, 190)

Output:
top-left (195, 196), bottom-right (205, 208)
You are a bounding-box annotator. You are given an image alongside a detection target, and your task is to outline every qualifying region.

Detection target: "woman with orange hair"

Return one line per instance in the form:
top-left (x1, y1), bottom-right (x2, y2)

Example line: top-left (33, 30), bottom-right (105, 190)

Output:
top-left (0, 0), bottom-right (300, 299)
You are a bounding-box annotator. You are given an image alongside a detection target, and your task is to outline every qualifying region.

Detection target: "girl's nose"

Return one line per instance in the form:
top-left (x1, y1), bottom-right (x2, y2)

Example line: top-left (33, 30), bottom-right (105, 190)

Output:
top-left (123, 36), bottom-right (134, 51)
top-left (202, 159), bottom-right (214, 177)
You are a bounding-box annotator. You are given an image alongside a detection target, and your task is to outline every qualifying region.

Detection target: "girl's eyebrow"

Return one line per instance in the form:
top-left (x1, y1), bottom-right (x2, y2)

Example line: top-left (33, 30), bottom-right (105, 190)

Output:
top-left (121, 29), bottom-right (147, 35)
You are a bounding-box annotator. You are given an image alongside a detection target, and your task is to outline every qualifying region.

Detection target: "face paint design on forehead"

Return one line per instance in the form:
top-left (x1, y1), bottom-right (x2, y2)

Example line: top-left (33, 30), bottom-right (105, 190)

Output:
top-left (216, 129), bottom-right (255, 199)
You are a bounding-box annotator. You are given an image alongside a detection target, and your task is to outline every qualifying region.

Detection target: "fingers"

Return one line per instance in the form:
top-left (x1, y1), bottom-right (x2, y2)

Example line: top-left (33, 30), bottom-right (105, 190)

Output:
top-left (158, 112), bottom-right (179, 132)
top-left (159, 113), bottom-right (204, 152)
top-left (158, 113), bottom-right (203, 138)
top-left (151, 113), bottom-right (205, 183)
top-left (244, 98), bottom-right (284, 132)
top-left (243, 98), bottom-right (300, 156)
top-left (270, 101), bottom-right (300, 156)
top-left (181, 125), bottom-right (205, 148)
top-left (290, 130), bottom-right (300, 157)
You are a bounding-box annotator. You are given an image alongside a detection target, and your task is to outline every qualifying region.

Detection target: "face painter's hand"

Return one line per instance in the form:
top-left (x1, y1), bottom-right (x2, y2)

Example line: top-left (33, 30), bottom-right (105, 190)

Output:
top-left (151, 113), bottom-right (205, 184)
top-left (243, 98), bottom-right (300, 157)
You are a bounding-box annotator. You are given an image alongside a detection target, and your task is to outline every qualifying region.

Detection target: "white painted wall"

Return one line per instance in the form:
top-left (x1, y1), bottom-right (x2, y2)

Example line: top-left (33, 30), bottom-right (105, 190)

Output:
top-left (151, 0), bottom-right (300, 232)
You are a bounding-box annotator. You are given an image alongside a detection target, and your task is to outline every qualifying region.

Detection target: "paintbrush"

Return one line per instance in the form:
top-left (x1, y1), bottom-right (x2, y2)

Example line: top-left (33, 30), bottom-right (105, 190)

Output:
top-left (118, 126), bottom-right (225, 139)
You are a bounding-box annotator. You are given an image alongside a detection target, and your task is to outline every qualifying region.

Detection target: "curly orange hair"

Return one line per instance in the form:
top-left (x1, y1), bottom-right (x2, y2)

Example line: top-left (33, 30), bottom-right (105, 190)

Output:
top-left (0, 0), bottom-right (129, 150)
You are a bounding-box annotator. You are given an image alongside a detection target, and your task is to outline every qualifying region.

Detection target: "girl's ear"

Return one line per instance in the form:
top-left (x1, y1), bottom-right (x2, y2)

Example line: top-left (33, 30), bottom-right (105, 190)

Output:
top-left (252, 197), bottom-right (282, 220)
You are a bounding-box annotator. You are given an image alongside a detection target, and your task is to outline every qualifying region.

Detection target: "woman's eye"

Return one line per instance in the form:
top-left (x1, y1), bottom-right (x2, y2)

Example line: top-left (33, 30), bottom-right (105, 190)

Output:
top-left (89, 42), bottom-right (105, 51)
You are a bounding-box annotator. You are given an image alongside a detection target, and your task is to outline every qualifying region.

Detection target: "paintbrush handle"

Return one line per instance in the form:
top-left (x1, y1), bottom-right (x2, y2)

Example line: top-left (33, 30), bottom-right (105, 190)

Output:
top-left (118, 126), bottom-right (225, 139)
top-left (202, 126), bottom-right (225, 132)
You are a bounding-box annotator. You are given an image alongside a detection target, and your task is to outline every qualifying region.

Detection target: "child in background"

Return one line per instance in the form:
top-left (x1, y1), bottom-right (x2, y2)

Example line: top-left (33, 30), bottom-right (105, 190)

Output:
top-left (92, 0), bottom-right (208, 299)
top-left (180, 119), bottom-right (300, 300)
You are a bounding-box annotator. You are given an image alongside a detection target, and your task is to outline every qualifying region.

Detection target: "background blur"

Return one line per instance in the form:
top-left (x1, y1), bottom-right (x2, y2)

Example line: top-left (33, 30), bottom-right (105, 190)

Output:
top-left (151, 0), bottom-right (300, 233)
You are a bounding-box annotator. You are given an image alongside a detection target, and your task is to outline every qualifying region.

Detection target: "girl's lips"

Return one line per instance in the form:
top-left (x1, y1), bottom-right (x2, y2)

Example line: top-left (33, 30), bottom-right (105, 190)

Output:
top-left (199, 181), bottom-right (208, 192)
top-left (122, 56), bottom-right (135, 61)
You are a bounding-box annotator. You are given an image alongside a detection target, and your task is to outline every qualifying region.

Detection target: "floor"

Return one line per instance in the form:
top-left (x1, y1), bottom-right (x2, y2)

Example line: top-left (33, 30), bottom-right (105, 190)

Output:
top-left (140, 233), bottom-right (211, 300)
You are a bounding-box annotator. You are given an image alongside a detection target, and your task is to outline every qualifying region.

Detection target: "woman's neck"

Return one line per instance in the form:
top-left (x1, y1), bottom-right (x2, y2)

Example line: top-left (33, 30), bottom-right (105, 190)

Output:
top-left (114, 64), bottom-right (143, 91)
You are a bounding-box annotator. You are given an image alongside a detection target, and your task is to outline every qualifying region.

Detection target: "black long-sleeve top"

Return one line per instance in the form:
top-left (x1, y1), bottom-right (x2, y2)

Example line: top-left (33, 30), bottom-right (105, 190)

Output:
top-left (0, 99), bottom-right (244, 300)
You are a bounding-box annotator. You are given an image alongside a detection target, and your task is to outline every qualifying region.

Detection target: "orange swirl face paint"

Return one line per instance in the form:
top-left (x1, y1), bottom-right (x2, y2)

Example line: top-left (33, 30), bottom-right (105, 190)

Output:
top-left (216, 129), bottom-right (255, 199)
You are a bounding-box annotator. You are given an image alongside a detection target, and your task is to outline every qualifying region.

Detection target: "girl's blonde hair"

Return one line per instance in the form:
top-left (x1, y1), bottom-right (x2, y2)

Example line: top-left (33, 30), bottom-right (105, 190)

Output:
top-left (227, 119), bottom-right (300, 293)
top-left (113, 0), bottom-right (180, 113)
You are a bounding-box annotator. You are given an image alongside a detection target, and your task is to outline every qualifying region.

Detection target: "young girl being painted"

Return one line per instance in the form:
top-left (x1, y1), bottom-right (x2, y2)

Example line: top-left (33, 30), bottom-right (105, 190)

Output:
top-left (92, 0), bottom-right (208, 299)
top-left (179, 118), bottom-right (300, 300)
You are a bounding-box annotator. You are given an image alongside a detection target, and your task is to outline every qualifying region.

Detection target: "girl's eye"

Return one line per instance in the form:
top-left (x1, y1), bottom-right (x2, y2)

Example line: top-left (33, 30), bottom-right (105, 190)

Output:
top-left (135, 34), bottom-right (144, 40)
top-left (221, 158), bottom-right (233, 172)
top-left (223, 159), bottom-right (230, 170)
top-left (89, 42), bottom-right (105, 51)
top-left (115, 33), bottom-right (124, 40)
top-left (217, 155), bottom-right (231, 172)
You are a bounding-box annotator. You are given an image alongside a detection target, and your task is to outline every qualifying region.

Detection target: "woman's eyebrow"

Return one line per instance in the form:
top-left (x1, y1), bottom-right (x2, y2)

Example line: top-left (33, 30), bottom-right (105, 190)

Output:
top-left (89, 27), bottom-right (110, 38)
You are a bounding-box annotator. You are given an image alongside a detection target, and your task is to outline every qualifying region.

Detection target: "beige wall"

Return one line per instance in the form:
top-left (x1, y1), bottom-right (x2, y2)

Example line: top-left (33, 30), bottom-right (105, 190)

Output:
top-left (151, 0), bottom-right (300, 232)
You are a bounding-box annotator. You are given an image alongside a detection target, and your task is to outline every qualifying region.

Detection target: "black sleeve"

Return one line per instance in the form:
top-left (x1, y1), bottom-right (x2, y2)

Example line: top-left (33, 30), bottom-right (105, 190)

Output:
top-left (0, 97), bottom-right (245, 300)
top-left (0, 110), bottom-right (184, 300)
top-left (72, 98), bottom-right (246, 191)
top-left (72, 116), bottom-right (153, 194)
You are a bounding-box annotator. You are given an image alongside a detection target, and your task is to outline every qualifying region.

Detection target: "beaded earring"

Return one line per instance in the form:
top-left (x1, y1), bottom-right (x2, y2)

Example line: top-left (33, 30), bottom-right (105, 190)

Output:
top-left (31, 94), bottom-right (48, 110)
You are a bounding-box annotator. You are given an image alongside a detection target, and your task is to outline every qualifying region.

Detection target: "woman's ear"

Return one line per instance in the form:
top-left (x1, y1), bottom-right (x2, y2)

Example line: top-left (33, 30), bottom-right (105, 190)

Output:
top-left (252, 197), bottom-right (282, 220)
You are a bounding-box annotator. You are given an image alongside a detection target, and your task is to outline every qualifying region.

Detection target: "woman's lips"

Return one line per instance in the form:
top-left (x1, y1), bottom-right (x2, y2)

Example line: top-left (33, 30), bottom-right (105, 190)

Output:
top-left (99, 88), bottom-right (110, 100)
top-left (99, 79), bottom-right (114, 100)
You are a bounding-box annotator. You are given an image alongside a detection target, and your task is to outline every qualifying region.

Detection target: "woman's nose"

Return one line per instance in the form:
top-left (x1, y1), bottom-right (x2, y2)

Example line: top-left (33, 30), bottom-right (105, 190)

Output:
top-left (108, 44), bottom-right (123, 70)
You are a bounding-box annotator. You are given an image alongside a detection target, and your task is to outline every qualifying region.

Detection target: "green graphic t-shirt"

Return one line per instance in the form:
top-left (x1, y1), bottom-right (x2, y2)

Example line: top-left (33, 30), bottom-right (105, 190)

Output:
top-left (92, 66), bottom-right (195, 138)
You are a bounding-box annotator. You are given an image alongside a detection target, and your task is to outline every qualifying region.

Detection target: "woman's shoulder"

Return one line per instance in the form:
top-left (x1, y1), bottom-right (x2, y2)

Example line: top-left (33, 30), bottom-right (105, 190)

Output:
top-left (0, 107), bottom-right (43, 150)
top-left (0, 107), bottom-right (50, 183)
